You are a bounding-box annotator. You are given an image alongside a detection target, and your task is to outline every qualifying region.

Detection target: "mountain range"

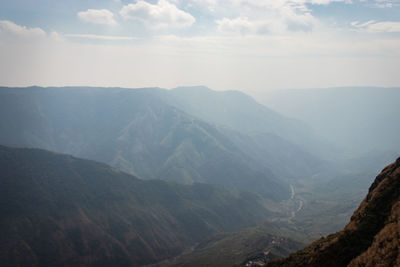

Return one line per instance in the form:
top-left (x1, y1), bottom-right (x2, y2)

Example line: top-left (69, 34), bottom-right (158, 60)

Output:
top-left (1, 85), bottom-right (399, 266)
top-left (0, 145), bottom-right (278, 267)
top-left (0, 86), bottom-right (326, 200)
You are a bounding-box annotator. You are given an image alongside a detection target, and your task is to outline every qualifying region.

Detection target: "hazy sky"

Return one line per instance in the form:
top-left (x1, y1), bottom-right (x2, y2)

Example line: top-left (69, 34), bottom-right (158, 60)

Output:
top-left (0, 0), bottom-right (399, 94)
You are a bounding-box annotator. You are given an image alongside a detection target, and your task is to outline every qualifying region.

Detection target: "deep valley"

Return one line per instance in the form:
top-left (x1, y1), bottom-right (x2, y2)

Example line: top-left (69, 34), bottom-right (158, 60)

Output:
top-left (0, 86), bottom-right (399, 267)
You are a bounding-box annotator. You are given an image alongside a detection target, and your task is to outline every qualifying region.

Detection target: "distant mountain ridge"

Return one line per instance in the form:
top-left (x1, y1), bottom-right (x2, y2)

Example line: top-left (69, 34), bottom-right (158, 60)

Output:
top-left (147, 86), bottom-right (307, 137)
top-left (265, 157), bottom-right (400, 266)
top-left (262, 87), bottom-right (400, 156)
top-left (0, 86), bottom-right (325, 200)
top-left (0, 86), bottom-right (294, 200)
top-left (0, 145), bottom-right (273, 267)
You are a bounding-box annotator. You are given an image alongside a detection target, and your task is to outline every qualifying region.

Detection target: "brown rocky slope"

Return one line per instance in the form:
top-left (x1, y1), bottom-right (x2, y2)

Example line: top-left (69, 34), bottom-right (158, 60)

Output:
top-left (266, 157), bottom-right (400, 267)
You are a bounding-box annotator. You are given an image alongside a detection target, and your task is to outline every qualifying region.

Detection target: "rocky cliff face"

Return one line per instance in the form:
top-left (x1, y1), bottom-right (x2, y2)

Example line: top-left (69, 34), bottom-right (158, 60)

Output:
top-left (266, 157), bottom-right (400, 267)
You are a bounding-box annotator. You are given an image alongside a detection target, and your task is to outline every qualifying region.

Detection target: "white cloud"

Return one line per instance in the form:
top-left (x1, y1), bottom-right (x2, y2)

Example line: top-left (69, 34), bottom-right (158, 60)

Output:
top-left (65, 34), bottom-right (137, 41)
top-left (214, 2), bottom-right (317, 35)
top-left (172, 0), bottom-right (320, 35)
top-left (352, 20), bottom-right (400, 33)
top-left (303, 0), bottom-right (352, 4)
top-left (217, 17), bottom-right (260, 35)
top-left (78, 9), bottom-right (117, 25)
top-left (367, 21), bottom-right (400, 32)
top-left (0, 20), bottom-right (65, 45)
top-left (176, 0), bottom-right (351, 13)
top-left (373, 0), bottom-right (400, 8)
top-left (120, 0), bottom-right (195, 29)
top-left (0, 20), bottom-right (46, 41)
top-left (216, 17), bottom-right (287, 35)
top-left (375, 3), bottom-right (393, 7)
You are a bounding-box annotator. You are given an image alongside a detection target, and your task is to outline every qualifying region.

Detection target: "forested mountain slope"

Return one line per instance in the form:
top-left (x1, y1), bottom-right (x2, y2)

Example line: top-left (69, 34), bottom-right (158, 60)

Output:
top-left (0, 145), bottom-right (273, 267)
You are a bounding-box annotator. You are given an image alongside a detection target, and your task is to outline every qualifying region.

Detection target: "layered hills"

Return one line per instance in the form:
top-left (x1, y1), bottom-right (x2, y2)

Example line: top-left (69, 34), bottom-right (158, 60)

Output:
top-left (0, 86), bottom-right (326, 200)
top-left (0, 145), bottom-right (275, 267)
top-left (148, 86), bottom-right (324, 179)
top-left (147, 86), bottom-right (308, 142)
top-left (266, 157), bottom-right (400, 267)
top-left (1, 86), bottom-right (399, 266)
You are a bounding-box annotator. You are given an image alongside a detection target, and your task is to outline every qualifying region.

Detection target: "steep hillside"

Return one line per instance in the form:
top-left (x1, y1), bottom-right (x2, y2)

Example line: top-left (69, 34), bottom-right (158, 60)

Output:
top-left (0, 86), bottom-right (289, 200)
top-left (152, 86), bottom-right (306, 137)
top-left (0, 145), bottom-right (273, 267)
top-left (224, 131), bottom-right (323, 179)
top-left (265, 157), bottom-right (400, 267)
top-left (144, 86), bottom-right (326, 179)
top-left (148, 86), bottom-right (329, 159)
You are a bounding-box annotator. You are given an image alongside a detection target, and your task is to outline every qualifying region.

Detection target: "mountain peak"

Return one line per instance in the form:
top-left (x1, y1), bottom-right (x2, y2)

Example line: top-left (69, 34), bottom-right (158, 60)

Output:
top-left (171, 85), bottom-right (212, 92)
top-left (368, 157), bottom-right (400, 194)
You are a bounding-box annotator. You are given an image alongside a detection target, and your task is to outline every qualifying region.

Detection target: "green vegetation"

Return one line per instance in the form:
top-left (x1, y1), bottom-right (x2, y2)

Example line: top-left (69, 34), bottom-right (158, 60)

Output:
top-left (0, 145), bottom-right (273, 266)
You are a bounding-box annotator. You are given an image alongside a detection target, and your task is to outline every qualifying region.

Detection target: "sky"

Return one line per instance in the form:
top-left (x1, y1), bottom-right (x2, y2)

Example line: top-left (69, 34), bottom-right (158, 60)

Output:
top-left (0, 0), bottom-right (399, 95)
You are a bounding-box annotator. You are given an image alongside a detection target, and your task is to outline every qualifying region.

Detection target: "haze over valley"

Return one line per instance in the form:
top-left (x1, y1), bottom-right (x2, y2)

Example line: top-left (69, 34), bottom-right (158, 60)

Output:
top-left (1, 85), bottom-right (399, 266)
top-left (1, 0), bottom-right (400, 266)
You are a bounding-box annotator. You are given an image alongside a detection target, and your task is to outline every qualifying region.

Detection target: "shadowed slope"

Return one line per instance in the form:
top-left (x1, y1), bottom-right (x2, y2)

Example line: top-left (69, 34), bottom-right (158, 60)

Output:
top-left (0, 145), bottom-right (272, 267)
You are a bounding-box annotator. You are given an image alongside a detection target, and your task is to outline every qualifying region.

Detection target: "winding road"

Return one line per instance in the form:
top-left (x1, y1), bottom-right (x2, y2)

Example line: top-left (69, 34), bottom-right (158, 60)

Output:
top-left (289, 184), bottom-right (304, 219)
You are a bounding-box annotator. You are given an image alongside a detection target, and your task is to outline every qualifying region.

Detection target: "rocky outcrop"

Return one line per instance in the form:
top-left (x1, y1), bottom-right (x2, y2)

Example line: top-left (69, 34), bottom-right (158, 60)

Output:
top-left (266, 157), bottom-right (400, 267)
